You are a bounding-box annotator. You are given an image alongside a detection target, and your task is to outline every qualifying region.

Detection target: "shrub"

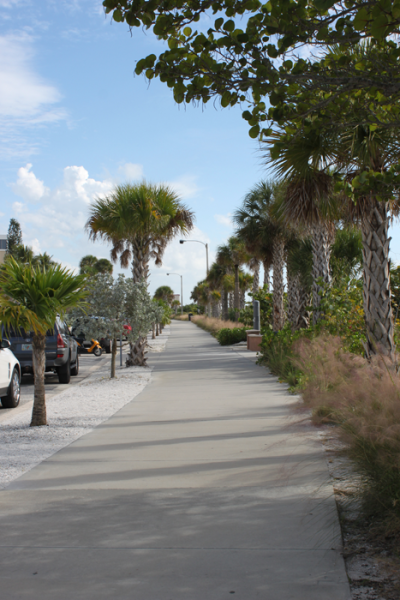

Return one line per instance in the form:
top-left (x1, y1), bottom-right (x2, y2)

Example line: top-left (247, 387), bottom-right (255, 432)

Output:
top-left (217, 327), bottom-right (248, 346)
top-left (239, 286), bottom-right (273, 328)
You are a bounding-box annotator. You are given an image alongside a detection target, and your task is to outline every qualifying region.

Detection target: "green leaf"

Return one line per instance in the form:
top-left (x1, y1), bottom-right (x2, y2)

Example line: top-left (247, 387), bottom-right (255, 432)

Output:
top-left (313, 0), bottom-right (336, 11)
top-left (242, 110), bottom-right (252, 121)
top-left (249, 125), bottom-right (260, 138)
top-left (183, 27), bottom-right (192, 37)
top-left (353, 7), bottom-right (369, 31)
top-left (221, 91), bottom-right (231, 107)
top-left (223, 20), bottom-right (235, 32)
top-left (215, 18), bottom-right (223, 30)
top-left (112, 8), bottom-right (124, 22)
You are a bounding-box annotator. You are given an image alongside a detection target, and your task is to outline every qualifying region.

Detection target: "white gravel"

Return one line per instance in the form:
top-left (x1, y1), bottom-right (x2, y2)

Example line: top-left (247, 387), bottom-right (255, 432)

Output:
top-left (0, 326), bottom-right (170, 489)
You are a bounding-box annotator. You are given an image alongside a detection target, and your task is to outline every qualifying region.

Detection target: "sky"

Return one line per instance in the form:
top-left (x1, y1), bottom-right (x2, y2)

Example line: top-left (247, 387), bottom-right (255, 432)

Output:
top-left (1, 0), bottom-right (400, 303)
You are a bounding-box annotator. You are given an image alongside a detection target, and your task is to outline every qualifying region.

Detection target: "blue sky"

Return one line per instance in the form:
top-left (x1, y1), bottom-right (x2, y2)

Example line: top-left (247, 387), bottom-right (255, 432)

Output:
top-left (0, 0), bottom-right (267, 302)
top-left (1, 0), bottom-right (400, 302)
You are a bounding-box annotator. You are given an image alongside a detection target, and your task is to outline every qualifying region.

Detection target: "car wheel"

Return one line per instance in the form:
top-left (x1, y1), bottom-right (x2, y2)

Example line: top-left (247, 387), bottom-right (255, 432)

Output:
top-left (2, 368), bottom-right (20, 408)
top-left (71, 354), bottom-right (79, 376)
top-left (57, 359), bottom-right (71, 384)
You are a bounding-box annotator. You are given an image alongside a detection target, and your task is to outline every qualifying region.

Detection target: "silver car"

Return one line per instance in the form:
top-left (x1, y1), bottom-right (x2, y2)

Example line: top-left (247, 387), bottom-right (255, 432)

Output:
top-left (0, 339), bottom-right (21, 408)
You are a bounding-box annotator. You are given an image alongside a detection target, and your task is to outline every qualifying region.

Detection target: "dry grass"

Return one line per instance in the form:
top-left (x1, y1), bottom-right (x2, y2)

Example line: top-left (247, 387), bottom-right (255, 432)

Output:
top-left (191, 315), bottom-right (245, 335)
top-left (294, 335), bottom-right (400, 533)
top-left (174, 314), bottom-right (189, 321)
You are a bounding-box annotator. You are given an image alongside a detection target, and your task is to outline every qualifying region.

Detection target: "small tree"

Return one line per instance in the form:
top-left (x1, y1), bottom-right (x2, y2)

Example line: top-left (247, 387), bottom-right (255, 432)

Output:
top-left (0, 258), bottom-right (87, 426)
top-left (6, 219), bottom-right (22, 257)
top-left (69, 274), bottom-right (129, 378)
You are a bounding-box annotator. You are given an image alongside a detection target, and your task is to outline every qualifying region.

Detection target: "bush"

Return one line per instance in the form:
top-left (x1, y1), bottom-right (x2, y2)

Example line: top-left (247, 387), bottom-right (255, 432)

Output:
top-left (217, 327), bottom-right (248, 346)
top-left (239, 286), bottom-right (273, 328)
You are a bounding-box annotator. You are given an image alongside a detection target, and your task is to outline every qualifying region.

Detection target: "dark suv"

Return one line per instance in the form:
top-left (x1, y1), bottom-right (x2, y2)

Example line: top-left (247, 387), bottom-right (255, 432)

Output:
top-left (4, 318), bottom-right (79, 384)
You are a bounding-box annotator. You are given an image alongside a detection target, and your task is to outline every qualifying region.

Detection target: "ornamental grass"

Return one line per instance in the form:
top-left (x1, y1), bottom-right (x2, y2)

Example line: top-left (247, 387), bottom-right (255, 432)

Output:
top-left (190, 315), bottom-right (245, 335)
top-left (294, 335), bottom-right (400, 534)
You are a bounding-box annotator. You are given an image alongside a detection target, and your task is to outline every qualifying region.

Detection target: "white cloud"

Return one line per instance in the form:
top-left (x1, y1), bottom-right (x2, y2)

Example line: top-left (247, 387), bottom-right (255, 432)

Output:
top-left (12, 163), bottom-right (49, 201)
top-left (29, 237), bottom-right (41, 254)
top-left (0, 0), bottom-right (22, 6)
top-left (10, 163), bottom-right (114, 259)
top-left (214, 213), bottom-right (233, 228)
top-left (118, 163), bottom-right (144, 181)
top-left (165, 175), bottom-right (200, 200)
top-left (0, 33), bottom-right (66, 157)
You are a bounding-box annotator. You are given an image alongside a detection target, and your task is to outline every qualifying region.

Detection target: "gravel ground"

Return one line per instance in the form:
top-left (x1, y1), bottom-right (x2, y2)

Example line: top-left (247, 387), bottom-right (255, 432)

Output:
top-left (0, 327), bottom-right (170, 489)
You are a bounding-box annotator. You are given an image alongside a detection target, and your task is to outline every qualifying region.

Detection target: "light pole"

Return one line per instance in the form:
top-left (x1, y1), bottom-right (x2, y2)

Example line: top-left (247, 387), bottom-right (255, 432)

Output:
top-left (179, 239), bottom-right (209, 275)
top-left (180, 239), bottom-right (209, 315)
top-left (167, 272), bottom-right (183, 315)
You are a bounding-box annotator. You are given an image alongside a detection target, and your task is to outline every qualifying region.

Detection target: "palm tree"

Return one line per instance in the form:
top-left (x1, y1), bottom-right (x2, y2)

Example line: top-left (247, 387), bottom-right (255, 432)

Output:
top-left (216, 236), bottom-right (249, 321)
top-left (87, 182), bottom-right (194, 283)
top-left (265, 130), bottom-right (339, 325)
top-left (0, 258), bottom-right (87, 426)
top-left (233, 181), bottom-right (275, 293)
top-left (86, 182), bottom-right (194, 364)
top-left (33, 252), bottom-right (57, 270)
top-left (239, 271), bottom-right (253, 309)
top-left (336, 124), bottom-right (400, 358)
top-left (153, 285), bottom-right (174, 305)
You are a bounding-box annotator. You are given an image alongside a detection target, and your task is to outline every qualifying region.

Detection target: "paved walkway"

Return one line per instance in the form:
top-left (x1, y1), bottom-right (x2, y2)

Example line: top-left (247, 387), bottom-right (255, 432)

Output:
top-left (0, 322), bottom-right (350, 599)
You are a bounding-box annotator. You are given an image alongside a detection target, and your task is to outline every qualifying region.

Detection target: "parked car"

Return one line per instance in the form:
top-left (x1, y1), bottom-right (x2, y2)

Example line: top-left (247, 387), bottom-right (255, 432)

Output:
top-left (3, 317), bottom-right (79, 384)
top-left (0, 338), bottom-right (21, 408)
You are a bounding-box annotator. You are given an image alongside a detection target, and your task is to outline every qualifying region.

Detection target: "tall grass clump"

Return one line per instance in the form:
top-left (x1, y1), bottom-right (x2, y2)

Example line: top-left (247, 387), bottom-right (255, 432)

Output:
top-left (191, 315), bottom-right (245, 336)
top-left (294, 335), bottom-right (400, 533)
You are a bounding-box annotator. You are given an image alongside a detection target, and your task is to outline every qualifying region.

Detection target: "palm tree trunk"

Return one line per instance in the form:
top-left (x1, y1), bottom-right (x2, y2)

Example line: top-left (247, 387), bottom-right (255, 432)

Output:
top-left (156, 322), bottom-right (159, 336)
top-left (30, 333), bottom-right (47, 427)
top-left (240, 290), bottom-right (245, 310)
top-left (229, 292), bottom-right (233, 310)
top-left (131, 239), bottom-right (150, 284)
top-left (127, 336), bottom-right (148, 367)
top-left (286, 270), bottom-right (296, 330)
top-left (234, 264), bottom-right (240, 322)
top-left (263, 259), bottom-right (270, 291)
top-left (272, 236), bottom-right (285, 331)
top-left (222, 288), bottom-right (229, 320)
top-left (111, 337), bottom-right (117, 378)
top-left (287, 273), bottom-right (310, 331)
top-left (361, 198), bottom-right (394, 358)
top-left (129, 239), bottom-right (150, 365)
top-left (152, 323), bottom-right (156, 339)
top-left (311, 221), bottom-right (332, 325)
top-left (252, 262), bottom-right (260, 295)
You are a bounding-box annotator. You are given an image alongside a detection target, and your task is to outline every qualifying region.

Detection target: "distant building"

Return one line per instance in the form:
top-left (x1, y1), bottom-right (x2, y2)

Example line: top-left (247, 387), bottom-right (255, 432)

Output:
top-left (0, 235), bottom-right (6, 265)
top-left (173, 294), bottom-right (180, 303)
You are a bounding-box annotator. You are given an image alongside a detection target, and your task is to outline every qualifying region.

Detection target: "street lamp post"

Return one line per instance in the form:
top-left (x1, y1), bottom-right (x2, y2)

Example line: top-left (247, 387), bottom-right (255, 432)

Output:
top-left (167, 272), bottom-right (183, 315)
top-left (180, 239), bottom-right (209, 315)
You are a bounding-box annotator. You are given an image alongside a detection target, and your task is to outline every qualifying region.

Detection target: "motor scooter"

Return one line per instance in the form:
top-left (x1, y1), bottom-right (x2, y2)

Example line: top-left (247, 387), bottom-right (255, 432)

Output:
top-left (73, 336), bottom-right (103, 357)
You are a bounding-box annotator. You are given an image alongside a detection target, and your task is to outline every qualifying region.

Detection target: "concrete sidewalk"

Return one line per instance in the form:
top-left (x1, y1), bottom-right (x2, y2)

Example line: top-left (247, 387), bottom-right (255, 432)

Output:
top-left (0, 322), bottom-right (350, 599)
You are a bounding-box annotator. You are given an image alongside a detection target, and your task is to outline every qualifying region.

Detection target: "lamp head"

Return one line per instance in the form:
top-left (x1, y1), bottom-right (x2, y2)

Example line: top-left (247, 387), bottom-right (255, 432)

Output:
top-left (179, 240), bottom-right (184, 244)
top-left (167, 273), bottom-right (170, 276)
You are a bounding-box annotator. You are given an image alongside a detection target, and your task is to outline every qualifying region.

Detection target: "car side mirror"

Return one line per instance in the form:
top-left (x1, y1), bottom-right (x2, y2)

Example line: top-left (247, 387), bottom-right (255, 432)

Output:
top-left (0, 339), bottom-right (11, 349)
